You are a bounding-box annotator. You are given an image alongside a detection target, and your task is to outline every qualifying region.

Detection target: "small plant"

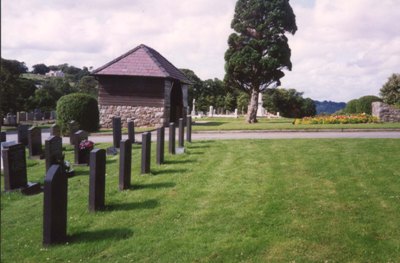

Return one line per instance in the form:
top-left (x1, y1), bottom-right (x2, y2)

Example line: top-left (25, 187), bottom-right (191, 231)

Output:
top-left (294, 114), bottom-right (379, 125)
top-left (79, 140), bottom-right (94, 151)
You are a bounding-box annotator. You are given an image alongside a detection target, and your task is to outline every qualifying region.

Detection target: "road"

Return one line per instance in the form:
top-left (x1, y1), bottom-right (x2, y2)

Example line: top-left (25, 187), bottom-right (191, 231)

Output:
top-left (3, 130), bottom-right (400, 144)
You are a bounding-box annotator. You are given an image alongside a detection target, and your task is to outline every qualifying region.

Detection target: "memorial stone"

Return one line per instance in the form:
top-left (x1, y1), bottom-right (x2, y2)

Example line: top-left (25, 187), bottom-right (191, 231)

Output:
top-left (2, 143), bottom-right (27, 191)
top-left (127, 118), bottom-right (135, 143)
top-left (69, 121), bottom-right (79, 145)
top-left (178, 118), bottom-right (184, 148)
top-left (50, 124), bottom-right (61, 137)
top-left (27, 112), bottom-right (34, 121)
top-left (119, 139), bottom-right (132, 190)
top-left (74, 130), bottom-right (88, 165)
top-left (0, 131), bottom-right (6, 142)
top-left (113, 116), bottom-right (122, 148)
top-left (156, 127), bottom-right (164, 165)
top-left (44, 112), bottom-right (50, 120)
top-left (141, 132), bottom-right (151, 174)
top-left (89, 149), bottom-right (106, 212)
top-left (43, 165), bottom-right (68, 246)
top-left (17, 124), bottom-right (29, 146)
top-left (186, 116), bottom-right (192, 143)
top-left (169, 122), bottom-right (175, 154)
top-left (28, 126), bottom-right (43, 158)
top-left (45, 136), bottom-right (63, 172)
top-left (50, 111), bottom-right (56, 120)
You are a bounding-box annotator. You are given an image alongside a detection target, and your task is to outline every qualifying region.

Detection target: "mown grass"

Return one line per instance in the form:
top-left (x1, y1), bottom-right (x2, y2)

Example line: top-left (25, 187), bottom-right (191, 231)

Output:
top-left (192, 117), bottom-right (400, 131)
top-left (1, 139), bottom-right (400, 262)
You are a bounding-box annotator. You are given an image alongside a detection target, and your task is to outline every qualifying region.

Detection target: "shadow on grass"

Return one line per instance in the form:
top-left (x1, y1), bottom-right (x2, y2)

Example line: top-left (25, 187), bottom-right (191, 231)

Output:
top-left (151, 169), bottom-right (188, 176)
top-left (106, 158), bottom-right (117, 165)
top-left (69, 228), bottom-right (133, 243)
top-left (164, 159), bottom-right (195, 165)
top-left (133, 182), bottom-right (176, 190)
top-left (193, 122), bottom-right (225, 127)
top-left (71, 169), bottom-right (89, 177)
top-left (106, 199), bottom-right (159, 211)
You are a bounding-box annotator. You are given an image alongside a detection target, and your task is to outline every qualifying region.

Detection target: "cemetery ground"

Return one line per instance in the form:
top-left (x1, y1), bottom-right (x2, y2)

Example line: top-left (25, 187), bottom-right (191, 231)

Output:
top-left (1, 139), bottom-right (400, 262)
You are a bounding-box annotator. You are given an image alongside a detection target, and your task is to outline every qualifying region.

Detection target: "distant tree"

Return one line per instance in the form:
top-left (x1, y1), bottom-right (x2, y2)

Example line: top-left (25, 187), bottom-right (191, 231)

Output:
top-left (314, 100), bottom-right (347, 115)
top-left (356, 95), bottom-right (382, 114)
top-left (380, 73), bottom-right (400, 105)
top-left (263, 88), bottom-right (315, 118)
top-left (32, 63), bottom-right (50, 75)
top-left (180, 68), bottom-right (203, 110)
top-left (224, 0), bottom-right (297, 123)
top-left (236, 92), bottom-right (249, 114)
top-left (76, 76), bottom-right (98, 97)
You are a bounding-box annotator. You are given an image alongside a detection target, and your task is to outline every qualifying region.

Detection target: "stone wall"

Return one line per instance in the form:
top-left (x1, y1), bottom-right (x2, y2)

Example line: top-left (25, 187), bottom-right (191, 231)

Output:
top-left (99, 105), bottom-right (165, 128)
top-left (372, 102), bottom-right (400, 122)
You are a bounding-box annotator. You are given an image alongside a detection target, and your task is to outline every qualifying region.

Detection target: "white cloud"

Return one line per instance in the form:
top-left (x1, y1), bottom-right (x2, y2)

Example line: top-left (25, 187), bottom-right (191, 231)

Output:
top-left (2, 0), bottom-right (399, 102)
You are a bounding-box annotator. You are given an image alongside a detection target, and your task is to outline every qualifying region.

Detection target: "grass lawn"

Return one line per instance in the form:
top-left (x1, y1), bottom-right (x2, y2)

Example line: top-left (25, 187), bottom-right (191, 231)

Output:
top-left (1, 139), bottom-right (400, 262)
top-left (192, 117), bottom-right (400, 131)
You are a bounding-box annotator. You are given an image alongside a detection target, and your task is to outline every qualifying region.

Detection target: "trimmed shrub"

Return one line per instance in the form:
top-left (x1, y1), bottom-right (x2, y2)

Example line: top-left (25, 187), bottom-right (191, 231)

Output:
top-left (356, 95), bottom-right (382, 115)
top-left (56, 93), bottom-right (99, 134)
top-left (344, 99), bottom-right (359, 114)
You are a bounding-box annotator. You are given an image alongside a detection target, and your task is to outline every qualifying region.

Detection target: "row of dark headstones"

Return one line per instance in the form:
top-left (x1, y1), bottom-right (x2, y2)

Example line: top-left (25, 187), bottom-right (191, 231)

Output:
top-left (3, 111), bottom-right (57, 126)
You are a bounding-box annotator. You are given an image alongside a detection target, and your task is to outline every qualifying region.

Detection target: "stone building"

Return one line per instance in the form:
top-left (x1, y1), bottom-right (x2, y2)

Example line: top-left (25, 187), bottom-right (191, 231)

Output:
top-left (92, 44), bottom-right (191, 128)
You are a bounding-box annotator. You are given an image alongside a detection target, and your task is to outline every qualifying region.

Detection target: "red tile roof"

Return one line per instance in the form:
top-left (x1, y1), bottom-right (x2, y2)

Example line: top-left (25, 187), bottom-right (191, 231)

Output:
top-left (92, 44), bottom-right (191, 84)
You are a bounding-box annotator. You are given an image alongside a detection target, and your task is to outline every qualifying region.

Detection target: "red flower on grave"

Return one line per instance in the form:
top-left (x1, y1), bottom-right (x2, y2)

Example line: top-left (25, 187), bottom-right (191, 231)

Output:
top-left (79, 140), bottom-right (94, 151)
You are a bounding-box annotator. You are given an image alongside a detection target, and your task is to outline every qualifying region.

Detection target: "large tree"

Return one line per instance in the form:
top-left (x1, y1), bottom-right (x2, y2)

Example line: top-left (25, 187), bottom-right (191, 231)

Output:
top-left (225, 0), bottom-right (297, 123)
top-left (380, 73), bottom-right (400, 105)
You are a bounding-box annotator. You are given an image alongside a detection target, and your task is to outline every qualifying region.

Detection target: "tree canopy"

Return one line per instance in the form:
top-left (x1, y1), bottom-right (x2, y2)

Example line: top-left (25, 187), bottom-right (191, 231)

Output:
top-left (225, 0), bottom-right (297, 123)
top-left (380, 73), bottom-right (400, 106)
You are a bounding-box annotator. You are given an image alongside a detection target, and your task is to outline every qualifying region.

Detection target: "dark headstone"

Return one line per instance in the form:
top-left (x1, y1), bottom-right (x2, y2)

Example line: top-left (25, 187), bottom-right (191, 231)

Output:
top-left (34, 112), bottom-right (43, 121)
top-left (89, 149), bottom-right (106, 212)
top-left (50, 124), bottom-right (61, 137)
top-left (69, 121), bottom-right (79, 145)
top-left (113, 117), bottom-right (122, 149)
top-left (17, 124), bottom-right (29, 146)
top-left (141, 132), bottom-right (151, 174)
top-left (178, 118), bottom-right (184, 148)
top-left (2, 143), bottom-right (27, 191)
top-left (17, 112), bottom-right (21, 124)
top-left (119, 139), bottom-right (132, 190)
top-left (44, 112), bottom-right (51, 120)
top-left (0, 132), bottom-right (6, 142)
top-left (169, 122), bottom-right (175, 154)
top-left (186, 116), bottom-right (192, 143)
top-left (43, 165), bottom-right (68, 246)
top-left (27, 112), bottom-right (34, 121)
top-left (73, 130), bottom-right (89, 165)
top-left (156, 127), bottom-right (164, 165)
top-left (127, 119), bottom-right (135, 143)
top-left (28, 126), bottom-right (43, 158)
top-left (45, 136), bottom-right (63, 172)
top-left (50, 111), bottom-right (56, 120)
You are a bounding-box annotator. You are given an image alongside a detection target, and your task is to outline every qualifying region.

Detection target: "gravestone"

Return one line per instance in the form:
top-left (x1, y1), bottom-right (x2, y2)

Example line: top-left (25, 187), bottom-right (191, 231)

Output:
top-left (74, 130), bottom-right (89, 165)
top-left (113, 116), bottom-right (122, 149)
top-left (119, 139), bottom-right (132, 190)
top-left (169, 122), bottom-right (175, 154)
top-left (43, 164), bottom-right (68, 246)
top-left (44, 112), bottom-right (50, 120)
top-left (178, 118), bottom-right (184, 148)
top-left (50, 124), bottom-right (61, 137)
top-left (17, 124), bottom-right (29, 146)
top-left (186, 116), bottom-right (192, 143)
top-left (127, 118), bottom-right (135, 143)
top-left (45, 136), bottom-right (63, 172)
top-left (28, 126), bottom-right (43, 158)
top-left (141, 132), bottom-right (151, 174)
top-left (89, 149), bottom-right (106, 212)
top-left (27, 112), bottom-right (34, 121)
top-left (50, 111), bottom-right (56, 120)
top-left (17, 112), bottom-right (21, 124)
top-left (69, 121), bottom-right (79, 145)
top-left (156, 127), bottom-right (164, 165)
top-left (0, 132), bottom-right (6, 143)
top-left (2, 143), bottom-right (27, 191)
top-left (34, 112), bottom-right (43, 121)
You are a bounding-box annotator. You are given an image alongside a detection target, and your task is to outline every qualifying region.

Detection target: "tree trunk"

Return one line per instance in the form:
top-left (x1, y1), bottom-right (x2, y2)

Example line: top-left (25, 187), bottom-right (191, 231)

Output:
top-left (246, 89), bottom-right (259, 123)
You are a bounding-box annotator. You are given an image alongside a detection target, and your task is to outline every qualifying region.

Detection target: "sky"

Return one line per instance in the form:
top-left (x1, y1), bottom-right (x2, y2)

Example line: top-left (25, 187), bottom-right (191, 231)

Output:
top-left (2, 0), bottom-right (400, 102)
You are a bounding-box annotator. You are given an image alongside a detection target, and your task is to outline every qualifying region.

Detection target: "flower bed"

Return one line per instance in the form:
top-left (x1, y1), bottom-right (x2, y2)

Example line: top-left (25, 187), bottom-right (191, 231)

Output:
top-left (294, 114), bottom-right (379, 125)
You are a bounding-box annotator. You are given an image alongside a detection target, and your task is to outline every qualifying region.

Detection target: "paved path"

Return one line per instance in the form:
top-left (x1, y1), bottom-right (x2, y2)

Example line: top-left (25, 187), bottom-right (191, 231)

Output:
top-left (3, 130), bottom-right (400, 144)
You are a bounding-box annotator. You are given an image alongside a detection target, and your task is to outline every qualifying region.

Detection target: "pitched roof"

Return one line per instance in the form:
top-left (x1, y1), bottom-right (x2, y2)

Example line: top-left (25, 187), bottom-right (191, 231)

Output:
top-left (92, 44), bottom-right (191, 84)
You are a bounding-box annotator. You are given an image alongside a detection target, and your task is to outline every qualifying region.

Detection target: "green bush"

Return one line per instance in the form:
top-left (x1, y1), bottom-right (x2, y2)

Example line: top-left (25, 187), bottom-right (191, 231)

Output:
top-left (356, 95), bottom-right (382, 115)
top-left (56, 93), bottom-right (99, 134)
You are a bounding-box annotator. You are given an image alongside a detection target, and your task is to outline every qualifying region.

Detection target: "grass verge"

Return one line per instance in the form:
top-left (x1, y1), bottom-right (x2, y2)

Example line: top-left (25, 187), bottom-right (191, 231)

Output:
top-left (1, 139), bottom-right (399, 262)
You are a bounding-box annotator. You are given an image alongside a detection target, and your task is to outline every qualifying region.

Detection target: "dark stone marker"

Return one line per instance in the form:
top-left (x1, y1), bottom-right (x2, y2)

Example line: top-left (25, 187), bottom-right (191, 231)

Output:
top-left (127, 119), bottom-right (135, 143)
top-left (113, 116), bottom-right (122, 148)
top-left (186, 116), bottom-right (192, 143)
top-left (44, 112), bottom-right (50, 120)
top-left (69, 121), bottom-right (79, 145)
top-left (17, 124), bottom-right (29, 146)
top-left (27, 112), bottom-right (34, 121)
top-left (34, 112), bottom-right (42, 121)
top-left (89, 149), bottom-right (106, 212)
top-left (43, 165), bottom-right (68, 246)
top-left (50, 124), bottom-right (61, 137)
top-left (74, 130), bottom-right (88, 165)
top-left (119, 139), bottom-right (132, 190)
top-left (28, 126), bottom-right (43, 158)
top-left (178, 118), bottom-right (184, 148)
top-left (2, 143), bottom-right (27, 191)
top-left (169, 122), bottom-right (175, 154)
top-left (45, 136), bottom-right (63, 172)
top-left (141, 132), bottom-right (151, 174)
top-left (0, 131), bottom-right (6, 142)
top-left (50, 111), bottom-right (56, 120)
top-left (156, 127), bottom-right (164, 165)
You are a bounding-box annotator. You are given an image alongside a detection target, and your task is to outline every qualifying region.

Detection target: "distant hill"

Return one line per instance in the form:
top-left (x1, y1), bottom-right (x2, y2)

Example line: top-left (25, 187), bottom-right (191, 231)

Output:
top-left (314, 100), bottom-right (346, 114)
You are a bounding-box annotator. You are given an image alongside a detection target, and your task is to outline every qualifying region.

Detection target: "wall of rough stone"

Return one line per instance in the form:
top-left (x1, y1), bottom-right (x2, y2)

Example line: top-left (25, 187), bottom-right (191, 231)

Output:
top-left (372, 102), bottom-right (400, 122)
top-left (99, 105), bottom-right (165, 128)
